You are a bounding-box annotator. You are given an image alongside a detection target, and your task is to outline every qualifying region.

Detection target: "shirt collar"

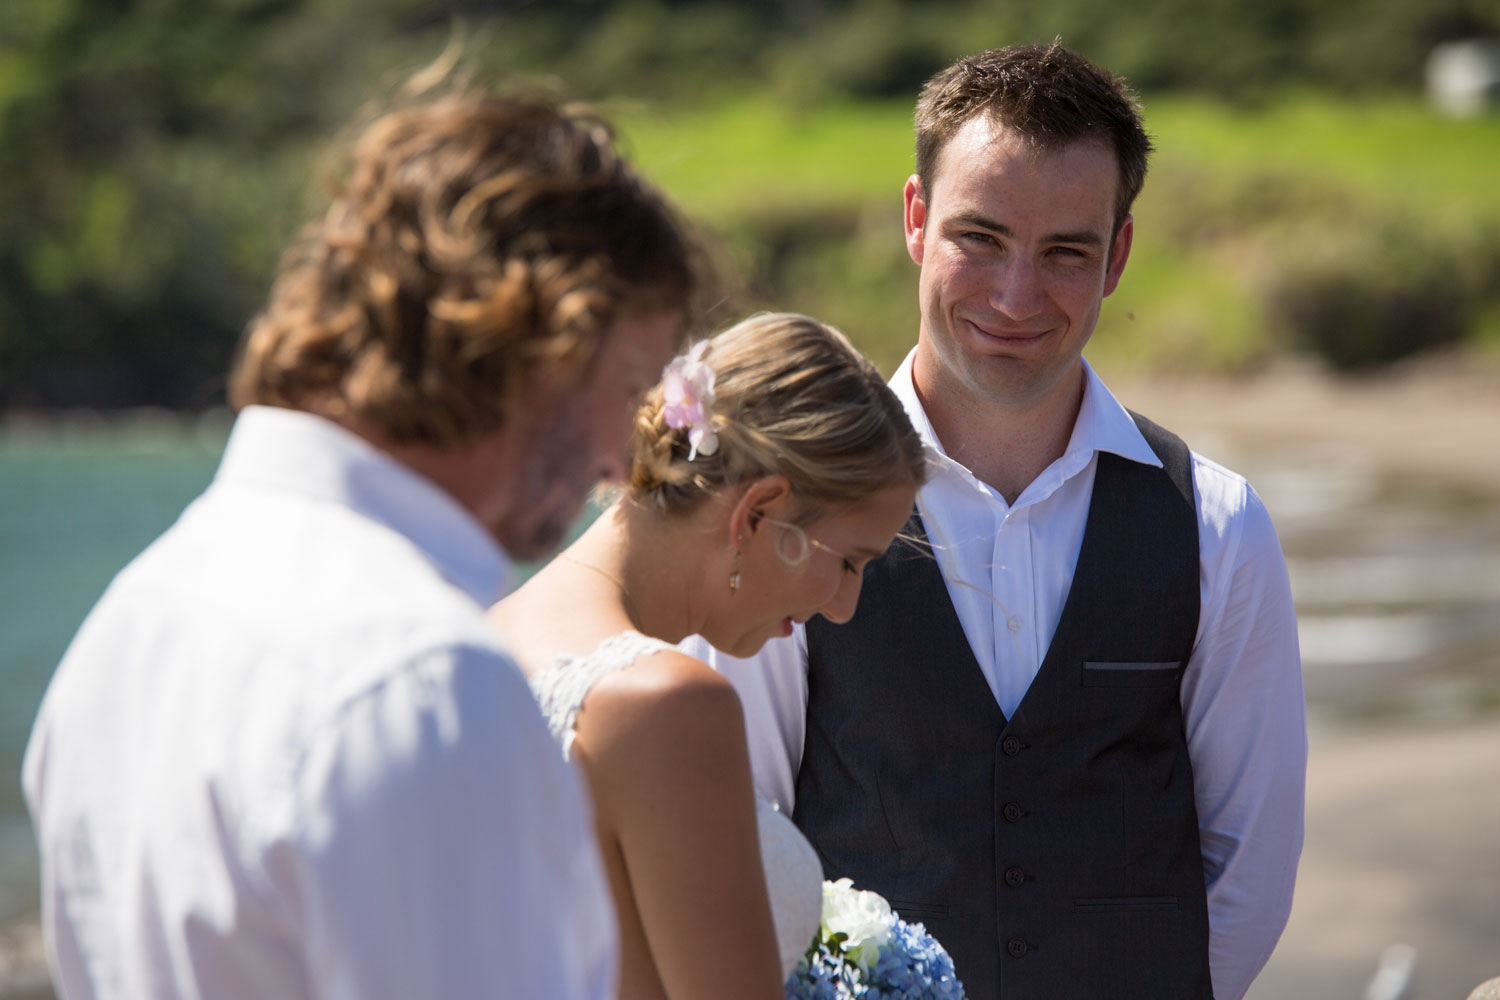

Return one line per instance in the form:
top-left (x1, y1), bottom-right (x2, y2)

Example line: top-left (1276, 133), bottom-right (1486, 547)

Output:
top-left (213, 406), bottom-right (513, 605)
top-left (1066, 359), bottom-right (1162, 469)
top-left (889, 349), bottom-right (1162, 494)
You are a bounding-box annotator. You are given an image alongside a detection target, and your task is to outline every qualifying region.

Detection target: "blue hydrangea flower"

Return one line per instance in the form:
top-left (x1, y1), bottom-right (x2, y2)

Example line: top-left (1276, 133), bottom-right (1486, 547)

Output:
top-left (785, 888), bottom-right (967, 1000)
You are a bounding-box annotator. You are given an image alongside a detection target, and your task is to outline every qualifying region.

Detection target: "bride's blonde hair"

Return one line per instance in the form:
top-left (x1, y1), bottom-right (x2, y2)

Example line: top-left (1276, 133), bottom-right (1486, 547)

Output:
top-left (629, 313), bottom-right (928, 519)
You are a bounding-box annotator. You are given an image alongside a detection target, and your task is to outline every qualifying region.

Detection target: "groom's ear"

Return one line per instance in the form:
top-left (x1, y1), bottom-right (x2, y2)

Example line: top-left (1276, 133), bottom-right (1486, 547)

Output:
top-left (730, 475), bottom-right (792, 544)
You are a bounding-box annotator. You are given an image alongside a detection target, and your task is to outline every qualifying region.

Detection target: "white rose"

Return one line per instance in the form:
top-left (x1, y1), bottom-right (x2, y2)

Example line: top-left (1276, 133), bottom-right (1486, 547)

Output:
top-left (820, 878), bottom-right (894, 968)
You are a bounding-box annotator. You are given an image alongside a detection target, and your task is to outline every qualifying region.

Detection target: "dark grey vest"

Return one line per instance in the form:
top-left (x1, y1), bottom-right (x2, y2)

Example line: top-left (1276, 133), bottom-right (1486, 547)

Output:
top-left (797, 413), bottom-right (1212, 1000)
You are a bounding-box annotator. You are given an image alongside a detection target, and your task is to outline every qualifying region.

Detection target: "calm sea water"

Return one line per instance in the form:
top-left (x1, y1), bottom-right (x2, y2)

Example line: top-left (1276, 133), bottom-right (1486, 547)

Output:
top-left (0, 415), bottom-right (230, 922)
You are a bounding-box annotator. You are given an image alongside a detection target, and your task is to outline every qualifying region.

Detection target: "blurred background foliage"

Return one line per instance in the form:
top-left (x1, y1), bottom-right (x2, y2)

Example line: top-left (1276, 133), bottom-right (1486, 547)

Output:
top-left (2, 0), bottom-right (1499, 408)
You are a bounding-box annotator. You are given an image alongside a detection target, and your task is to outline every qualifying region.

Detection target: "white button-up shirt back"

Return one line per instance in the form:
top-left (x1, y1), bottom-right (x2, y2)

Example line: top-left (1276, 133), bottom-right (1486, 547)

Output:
top-left (23, 406), bottom-right (616, 1000)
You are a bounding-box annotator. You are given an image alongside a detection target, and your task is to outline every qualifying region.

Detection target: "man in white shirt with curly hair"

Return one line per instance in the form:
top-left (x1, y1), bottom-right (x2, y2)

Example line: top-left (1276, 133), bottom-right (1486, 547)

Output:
top-left (25, 90), bottom-right (697, 999)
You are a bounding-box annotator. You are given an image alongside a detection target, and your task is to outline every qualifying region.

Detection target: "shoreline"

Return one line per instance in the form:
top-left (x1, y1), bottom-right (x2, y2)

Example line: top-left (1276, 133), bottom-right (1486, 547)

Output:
top-left (0, 407), bottom-right (232, 453)
top-left (8, 352), bottom-right (1499, 492)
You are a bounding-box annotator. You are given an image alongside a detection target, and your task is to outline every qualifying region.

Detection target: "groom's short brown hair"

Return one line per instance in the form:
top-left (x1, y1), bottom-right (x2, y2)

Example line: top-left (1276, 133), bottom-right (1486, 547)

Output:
top-left (914, 41), bottom-right (1152, 236)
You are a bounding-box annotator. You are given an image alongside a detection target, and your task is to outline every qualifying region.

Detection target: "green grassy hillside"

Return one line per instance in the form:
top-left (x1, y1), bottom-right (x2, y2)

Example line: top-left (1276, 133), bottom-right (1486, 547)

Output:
top-left (615, 94), bottom-right (1500, 373)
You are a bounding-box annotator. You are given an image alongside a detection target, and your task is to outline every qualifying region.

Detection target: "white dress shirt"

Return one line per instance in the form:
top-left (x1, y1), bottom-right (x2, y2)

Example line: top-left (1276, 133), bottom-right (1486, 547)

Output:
top-left (689, 351), bottom-right (1306, 1000)
top-left (23, 406), bottom-right (616, 1000)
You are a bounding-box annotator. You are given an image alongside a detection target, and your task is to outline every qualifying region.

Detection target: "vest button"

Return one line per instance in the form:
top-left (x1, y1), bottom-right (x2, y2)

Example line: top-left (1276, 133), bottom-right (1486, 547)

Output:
top-left (1007, 937), bottom-right (1029, 958)
top-left (1002, 736), bottom-right (1022, 756)
top-left (1002, 802), bottom-right (1023, 823)
top-left (1004, 866), bottom-right (1026, 887)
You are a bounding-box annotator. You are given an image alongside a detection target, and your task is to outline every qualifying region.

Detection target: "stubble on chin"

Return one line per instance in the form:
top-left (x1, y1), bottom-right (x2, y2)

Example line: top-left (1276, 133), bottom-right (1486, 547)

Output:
top-left (937, 328), bottom-right (1086, 412)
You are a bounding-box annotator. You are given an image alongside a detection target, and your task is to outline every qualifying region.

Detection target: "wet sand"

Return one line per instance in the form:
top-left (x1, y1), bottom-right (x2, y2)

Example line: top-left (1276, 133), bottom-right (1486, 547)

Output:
top-left (0, 918), bottom-right (46, 1000)
top-left (1117, 356), bottom-right (1500, 999)
top-left (1247, 718), bottom-right (1500, 1000)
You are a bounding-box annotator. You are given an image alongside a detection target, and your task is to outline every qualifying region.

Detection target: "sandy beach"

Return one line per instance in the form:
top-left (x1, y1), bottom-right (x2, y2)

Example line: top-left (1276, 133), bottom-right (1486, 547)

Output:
top-left (1125, 357), bottom-right (1500, 997)
top-left (1248, 717), bottom-right (1500, 1000)
top-left (1128, 357), bottom-right (1500, 999)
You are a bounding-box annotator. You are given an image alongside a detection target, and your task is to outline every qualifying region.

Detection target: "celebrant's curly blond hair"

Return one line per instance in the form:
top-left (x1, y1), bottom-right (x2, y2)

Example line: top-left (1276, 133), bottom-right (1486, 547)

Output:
top-left (230, 90), bottom-right (699, 447)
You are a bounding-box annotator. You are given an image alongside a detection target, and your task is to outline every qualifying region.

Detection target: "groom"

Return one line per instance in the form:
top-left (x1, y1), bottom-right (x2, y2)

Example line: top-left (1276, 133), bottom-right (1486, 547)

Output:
top-left (24, 91), bottom-right (696, 998)
top-left (703, 42), bottom-right (1306, 1000)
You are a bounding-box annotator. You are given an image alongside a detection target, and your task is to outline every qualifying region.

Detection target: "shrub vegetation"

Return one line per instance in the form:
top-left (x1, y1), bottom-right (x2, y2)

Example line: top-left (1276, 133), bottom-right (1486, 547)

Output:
top-left (2, 0), bottom-right (1498, 406)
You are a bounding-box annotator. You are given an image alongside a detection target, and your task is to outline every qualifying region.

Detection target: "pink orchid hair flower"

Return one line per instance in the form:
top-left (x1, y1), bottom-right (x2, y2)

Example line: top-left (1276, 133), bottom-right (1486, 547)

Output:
top-left (661, 340), bottom-right (718, 460)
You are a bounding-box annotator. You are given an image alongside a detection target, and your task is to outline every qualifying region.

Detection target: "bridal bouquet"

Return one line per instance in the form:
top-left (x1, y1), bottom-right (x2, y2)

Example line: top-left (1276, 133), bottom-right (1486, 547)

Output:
top-left (785, 878), bottom-right (966, 1000)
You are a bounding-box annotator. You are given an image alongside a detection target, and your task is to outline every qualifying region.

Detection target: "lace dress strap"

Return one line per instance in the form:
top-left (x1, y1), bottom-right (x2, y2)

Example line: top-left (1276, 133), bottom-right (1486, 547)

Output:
top-left (529, 630), bottom-right (677, 760)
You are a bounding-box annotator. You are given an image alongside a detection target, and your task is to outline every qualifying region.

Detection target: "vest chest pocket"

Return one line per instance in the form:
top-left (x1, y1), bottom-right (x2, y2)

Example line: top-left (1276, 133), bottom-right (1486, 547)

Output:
top-left (1073, 895), bottom-right (1180, 912)
top-left (885, 898), bottom-right (951, 922)
top-left (1080, 661), bottom-right (1181, 688)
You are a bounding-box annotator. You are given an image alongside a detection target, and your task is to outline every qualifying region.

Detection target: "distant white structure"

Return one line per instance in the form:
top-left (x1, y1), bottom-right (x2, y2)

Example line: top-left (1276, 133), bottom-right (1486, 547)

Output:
top-left (1363, 943), bottom-right (1416, 1000)
top-left (1426, 40), bottom-right (1500, 116)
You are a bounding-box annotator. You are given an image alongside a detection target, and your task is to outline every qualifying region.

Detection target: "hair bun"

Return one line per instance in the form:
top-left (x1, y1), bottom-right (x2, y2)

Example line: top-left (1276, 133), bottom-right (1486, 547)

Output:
top-left (627, 313), bottom-right (928, 517)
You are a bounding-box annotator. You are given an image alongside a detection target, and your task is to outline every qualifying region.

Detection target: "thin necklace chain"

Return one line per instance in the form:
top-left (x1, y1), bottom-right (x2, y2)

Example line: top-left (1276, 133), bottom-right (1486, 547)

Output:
top-left (557, 551), bottom-right (652, 640)
top-left (557, 552), bottom-right (627, 593)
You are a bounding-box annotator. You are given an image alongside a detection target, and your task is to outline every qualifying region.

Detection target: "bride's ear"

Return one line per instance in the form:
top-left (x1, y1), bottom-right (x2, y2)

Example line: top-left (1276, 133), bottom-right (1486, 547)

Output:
top-left (728, 475), bottom-right (792, 546)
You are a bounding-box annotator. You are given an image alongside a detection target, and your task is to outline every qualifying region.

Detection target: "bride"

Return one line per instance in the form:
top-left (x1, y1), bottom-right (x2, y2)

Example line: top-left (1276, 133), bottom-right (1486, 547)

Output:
top-left (491, 312), bottom-right (928, 999)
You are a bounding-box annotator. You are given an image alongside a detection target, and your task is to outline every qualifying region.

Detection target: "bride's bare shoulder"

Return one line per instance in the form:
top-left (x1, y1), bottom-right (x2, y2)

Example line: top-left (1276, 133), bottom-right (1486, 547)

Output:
top-left (589, 646), bottom-right (740, 723)
top-left (576, 647), bottom-right (746, 770)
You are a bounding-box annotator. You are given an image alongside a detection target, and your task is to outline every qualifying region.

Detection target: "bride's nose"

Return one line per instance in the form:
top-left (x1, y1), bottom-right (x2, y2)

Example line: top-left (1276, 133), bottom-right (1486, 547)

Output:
top-left (818, 574), bottom-right (864, 625)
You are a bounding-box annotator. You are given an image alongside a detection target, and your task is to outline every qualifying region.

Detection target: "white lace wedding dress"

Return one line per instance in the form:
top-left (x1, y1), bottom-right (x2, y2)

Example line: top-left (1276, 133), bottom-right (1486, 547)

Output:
top-left (530, 630), bottom-right (824, 978)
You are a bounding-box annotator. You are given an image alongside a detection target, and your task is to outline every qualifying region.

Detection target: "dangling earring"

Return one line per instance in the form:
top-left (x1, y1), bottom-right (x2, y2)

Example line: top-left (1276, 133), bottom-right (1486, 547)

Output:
top-left (729, 547), bottom-right (741, 596)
